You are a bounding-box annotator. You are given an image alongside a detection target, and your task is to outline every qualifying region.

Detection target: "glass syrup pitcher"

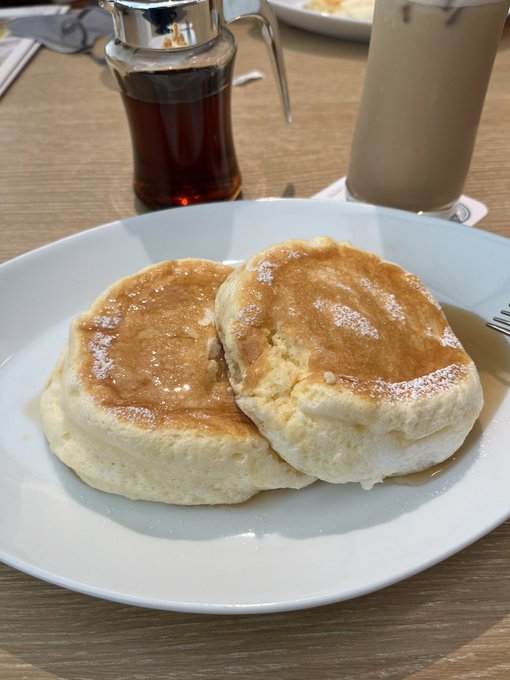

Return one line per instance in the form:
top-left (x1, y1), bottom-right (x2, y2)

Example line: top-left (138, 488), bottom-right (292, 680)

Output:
top-left (100, 0), bottom-right (291, 209)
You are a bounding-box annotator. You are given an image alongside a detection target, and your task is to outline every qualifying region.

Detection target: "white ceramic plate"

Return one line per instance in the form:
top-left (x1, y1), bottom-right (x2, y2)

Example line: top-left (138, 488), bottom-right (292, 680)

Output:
top-left (1, 199), bottom-right (509, 614)
top-left (269, 0), bottom-right (372, 42)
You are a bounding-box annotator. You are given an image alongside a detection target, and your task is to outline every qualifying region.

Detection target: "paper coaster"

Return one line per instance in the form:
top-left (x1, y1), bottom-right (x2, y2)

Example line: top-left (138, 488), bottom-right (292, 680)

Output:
top-left (312, 177), bottom-right (488, 227)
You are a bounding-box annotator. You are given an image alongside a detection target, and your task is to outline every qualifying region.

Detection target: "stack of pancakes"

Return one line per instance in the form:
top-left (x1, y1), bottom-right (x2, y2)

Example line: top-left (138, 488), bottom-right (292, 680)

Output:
top-left (41, 237), bottom-right (483, 504)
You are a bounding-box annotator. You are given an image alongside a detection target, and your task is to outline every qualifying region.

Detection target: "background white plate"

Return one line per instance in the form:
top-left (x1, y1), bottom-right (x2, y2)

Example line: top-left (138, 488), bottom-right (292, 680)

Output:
top-left (1, 199), bottom-right (509, 614)
top-left (269, 0), bottom-right (372, 41)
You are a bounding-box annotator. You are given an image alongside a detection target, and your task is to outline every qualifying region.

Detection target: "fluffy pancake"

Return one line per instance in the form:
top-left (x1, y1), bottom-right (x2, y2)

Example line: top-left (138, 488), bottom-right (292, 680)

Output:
top-left (215, 237), bottom-right (483, 488)
top-left (40, 259), bottom-right (313, 505)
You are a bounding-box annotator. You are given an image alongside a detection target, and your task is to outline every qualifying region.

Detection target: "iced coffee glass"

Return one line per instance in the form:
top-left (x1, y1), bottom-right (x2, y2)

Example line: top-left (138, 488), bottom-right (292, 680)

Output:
top-left (346, 0), bottom-right (510, 219)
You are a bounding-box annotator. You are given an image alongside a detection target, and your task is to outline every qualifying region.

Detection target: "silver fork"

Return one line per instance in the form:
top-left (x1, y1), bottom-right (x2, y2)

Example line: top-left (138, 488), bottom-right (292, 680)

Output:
top-left (486, 304), bottom-right (510, 337)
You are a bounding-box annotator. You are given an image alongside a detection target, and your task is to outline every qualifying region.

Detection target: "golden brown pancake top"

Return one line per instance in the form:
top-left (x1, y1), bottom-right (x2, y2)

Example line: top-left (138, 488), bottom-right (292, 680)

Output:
top-left (75, 260), bottom-right (254, 432)
top-left (232, 240), bottom-right (471, 400)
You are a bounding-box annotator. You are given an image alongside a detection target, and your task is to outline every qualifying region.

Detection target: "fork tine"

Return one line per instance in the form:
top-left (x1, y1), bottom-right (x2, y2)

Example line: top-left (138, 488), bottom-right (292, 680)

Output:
top-left (486, 321), bottom-right (510, 337)
top-left (493, 316), bottom-right (510, 327)
top-left (485, 304), bottom-right (510, 337)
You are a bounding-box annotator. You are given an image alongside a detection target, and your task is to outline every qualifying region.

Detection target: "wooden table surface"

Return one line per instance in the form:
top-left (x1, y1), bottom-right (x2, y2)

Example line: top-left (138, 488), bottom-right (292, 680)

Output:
top-left (1, 14), bottom-right (510, 680)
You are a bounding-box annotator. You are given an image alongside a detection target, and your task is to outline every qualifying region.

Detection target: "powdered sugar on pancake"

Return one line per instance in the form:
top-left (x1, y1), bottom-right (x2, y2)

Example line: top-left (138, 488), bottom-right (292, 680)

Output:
top-left (88, 332), bottom-right (114, 380)
top-left (336, 363), bottom-right (469, 402)
top-left (93, 315), bottom-right (122, 329)
top-left (370, 364), bottom-right (468, 401)
top-left (407, 276), bottom-right (442, 311)
top-left (440, 327), bottom-right (463, 348)
top-left (359, 276), bottom-right (406, 322)
top-left (255, 260), bottom-right (278, 285)
top-left (313, 298), bottom-right (380, 339)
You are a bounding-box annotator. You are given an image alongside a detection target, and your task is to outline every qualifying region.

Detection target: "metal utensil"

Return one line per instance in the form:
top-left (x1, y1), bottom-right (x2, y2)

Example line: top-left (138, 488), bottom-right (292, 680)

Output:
top-left (486, 304), bottom-right (510, 337)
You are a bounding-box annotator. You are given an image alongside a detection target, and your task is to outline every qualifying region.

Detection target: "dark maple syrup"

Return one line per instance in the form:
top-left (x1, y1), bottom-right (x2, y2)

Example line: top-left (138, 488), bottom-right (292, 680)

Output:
top-left (119, 62), bottom-right (241, 209)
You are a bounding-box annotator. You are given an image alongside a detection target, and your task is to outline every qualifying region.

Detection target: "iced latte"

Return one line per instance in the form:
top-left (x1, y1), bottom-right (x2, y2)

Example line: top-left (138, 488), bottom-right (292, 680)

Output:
top-left (346, 0), bottom-right (510, 218)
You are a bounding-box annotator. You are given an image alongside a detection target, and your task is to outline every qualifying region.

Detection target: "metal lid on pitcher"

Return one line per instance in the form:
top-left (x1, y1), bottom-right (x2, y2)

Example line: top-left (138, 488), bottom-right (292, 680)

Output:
top-left (99, 0), bottom-right (221, 50)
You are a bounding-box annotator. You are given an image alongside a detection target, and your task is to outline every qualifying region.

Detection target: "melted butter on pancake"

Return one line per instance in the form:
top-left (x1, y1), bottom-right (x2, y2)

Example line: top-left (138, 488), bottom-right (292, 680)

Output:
top-left (233, 239), bottom-right (471, 398)
top-left (76, 260), bottom-right (253, 432)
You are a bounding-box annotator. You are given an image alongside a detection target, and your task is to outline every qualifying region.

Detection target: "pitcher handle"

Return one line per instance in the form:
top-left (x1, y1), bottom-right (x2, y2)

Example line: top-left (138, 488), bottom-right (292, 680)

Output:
top-left (223, 0), bottom-right (291, 123)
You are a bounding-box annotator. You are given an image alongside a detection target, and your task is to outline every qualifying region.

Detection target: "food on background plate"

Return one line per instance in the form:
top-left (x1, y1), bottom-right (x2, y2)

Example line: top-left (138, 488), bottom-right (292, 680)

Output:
top-left (305, 0), bottom-right (374, 21)
top-left (40, 259), bottom-right (314, 506)
top-left (215, 237), bottom-right (483, 489)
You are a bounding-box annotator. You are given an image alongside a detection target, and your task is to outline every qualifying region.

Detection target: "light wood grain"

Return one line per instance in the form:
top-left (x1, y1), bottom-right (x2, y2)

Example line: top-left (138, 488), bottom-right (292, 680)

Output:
top-left (1, 17), bottom-right (510, 680)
